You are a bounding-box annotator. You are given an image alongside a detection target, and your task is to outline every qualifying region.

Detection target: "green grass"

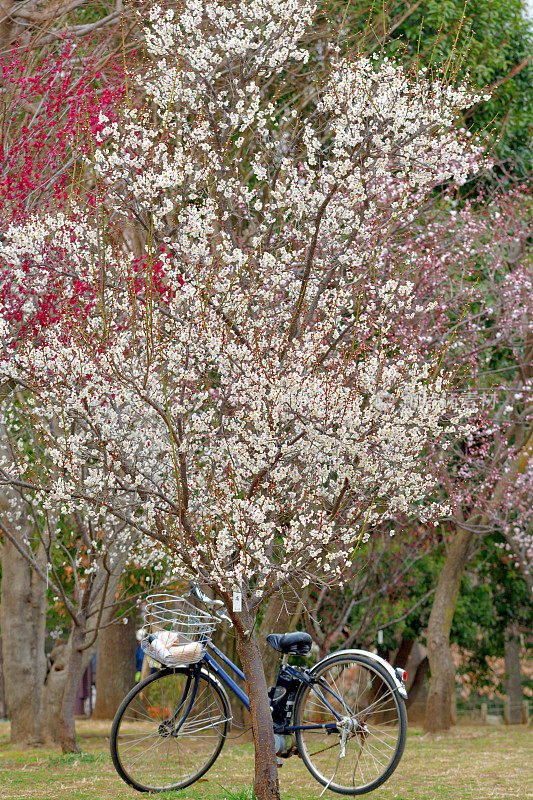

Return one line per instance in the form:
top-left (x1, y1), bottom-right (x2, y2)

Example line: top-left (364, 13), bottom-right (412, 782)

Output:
top-left (0, 720), bottom-right (531, 799)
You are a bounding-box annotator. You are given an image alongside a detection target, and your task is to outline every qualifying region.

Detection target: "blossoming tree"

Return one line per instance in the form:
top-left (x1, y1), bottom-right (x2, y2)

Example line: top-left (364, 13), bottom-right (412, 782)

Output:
top-left (0, 0), bottom-right (493, 792)
top-left (409, 190), bottom-right (533, 731)
top-left (0, 34), bottom-right (129, 749)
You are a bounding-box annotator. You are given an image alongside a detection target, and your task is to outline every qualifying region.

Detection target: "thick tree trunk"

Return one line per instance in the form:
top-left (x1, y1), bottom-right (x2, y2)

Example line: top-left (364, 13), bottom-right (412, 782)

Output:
top-left (424, 526), bottom-right (474, 733)
top-left (44, 557), bottom-right (127, 749)
top-left (0, 531), bottom-right (47, 745)
top-left (92, 616), bottom-right (137, 719)
top-left (45, 622), bottom-right (94, 751)
top-left (235, 608), bottom-right (279, 800)
top-left (406, 656), bottom-right (429, 709)
top-left (504, 624), bottom-right (523, 725)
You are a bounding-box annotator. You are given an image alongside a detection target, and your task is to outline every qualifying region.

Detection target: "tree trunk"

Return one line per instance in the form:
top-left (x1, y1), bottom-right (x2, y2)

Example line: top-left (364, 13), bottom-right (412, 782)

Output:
top-left (92, 616), bottom-right (137, 719)
top-left (504, 624), bottom-right (523, 725)
top-left (59, 623), bottom-right (87, 752)
top-left (394, 638), bottom-right (414, 670)
top-left (235, 608), bottom-right (279, 800)
top-left (0, 637), bottom-right (7, 718)
top-left (424, 526), bottom-right (474, 733)
top-left (44, 622), bottom-right (94, 751)
top-left (44, 556), bottom-right (127, 749)
top-left (212, 623), bottom-right (251, 731)
top-left (0, 532), bottom-right (47, 745)
top-left (406, 656), bottom-right (429, 709)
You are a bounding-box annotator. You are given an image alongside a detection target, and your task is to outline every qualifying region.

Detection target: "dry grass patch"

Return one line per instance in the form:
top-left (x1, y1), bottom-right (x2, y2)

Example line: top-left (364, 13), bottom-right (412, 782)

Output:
top-left (0, 720), bottom-right (531, 799)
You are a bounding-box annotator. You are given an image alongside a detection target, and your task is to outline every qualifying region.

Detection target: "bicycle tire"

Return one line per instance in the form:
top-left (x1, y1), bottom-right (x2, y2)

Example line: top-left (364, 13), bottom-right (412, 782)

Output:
top-left (110, 666), bottom-right (231, 793)
top-left (293, 652), bottom-right (407, 795)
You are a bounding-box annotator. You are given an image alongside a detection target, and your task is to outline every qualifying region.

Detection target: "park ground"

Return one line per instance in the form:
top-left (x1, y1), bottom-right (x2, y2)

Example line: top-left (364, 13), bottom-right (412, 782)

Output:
top-left (0, 721), bottom-right (531, 800)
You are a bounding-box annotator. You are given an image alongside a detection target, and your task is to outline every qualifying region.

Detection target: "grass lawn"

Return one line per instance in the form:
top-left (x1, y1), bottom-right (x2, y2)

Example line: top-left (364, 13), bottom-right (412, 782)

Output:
top-left (0, 720), bottom-right (531, 800)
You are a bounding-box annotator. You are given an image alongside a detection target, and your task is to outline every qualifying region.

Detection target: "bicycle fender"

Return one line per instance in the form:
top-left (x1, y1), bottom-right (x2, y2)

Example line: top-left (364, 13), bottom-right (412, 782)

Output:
top-left (197, 667), bottom-right (233, 707)
top-left (309, 649), bottom-right (408, 700)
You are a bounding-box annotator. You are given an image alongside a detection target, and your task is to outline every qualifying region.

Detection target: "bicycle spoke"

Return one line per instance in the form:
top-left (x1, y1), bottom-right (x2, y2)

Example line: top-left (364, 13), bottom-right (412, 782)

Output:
top-left (118, 732), bottom-right (162, 754)
top-left (112, 670), bottom-right (229, 792)
top-left (295, 655), bottom-right (406, 794)
top-left (127, 733), bottom-right (166, 766)
top-left (365, 728), bottom-right (397, 750)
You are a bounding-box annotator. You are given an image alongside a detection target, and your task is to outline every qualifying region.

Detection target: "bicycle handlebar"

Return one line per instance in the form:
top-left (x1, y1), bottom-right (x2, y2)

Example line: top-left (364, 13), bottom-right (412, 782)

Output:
top-left (189, 582), bottom-right (231, 623)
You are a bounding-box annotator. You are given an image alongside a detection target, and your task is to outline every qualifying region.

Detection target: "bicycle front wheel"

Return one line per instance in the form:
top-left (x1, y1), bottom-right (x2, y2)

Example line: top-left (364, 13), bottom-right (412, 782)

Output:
top-left (110, 666), bottom-right (231, 793)
top-left (294, 653), bottom-right (407, 795)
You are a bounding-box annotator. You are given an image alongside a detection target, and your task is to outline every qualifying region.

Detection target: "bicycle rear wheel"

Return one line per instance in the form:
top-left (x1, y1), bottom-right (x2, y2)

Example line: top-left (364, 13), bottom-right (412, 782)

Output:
top-left (293, 653), bottom-right (407, 795)
top-left (110, 666), bottom-right (231, 792)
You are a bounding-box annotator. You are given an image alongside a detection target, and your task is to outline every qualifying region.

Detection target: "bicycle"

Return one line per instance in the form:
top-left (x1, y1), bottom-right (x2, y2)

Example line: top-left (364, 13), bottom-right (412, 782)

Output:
top-left (110, 585), bottom-right (408, 795)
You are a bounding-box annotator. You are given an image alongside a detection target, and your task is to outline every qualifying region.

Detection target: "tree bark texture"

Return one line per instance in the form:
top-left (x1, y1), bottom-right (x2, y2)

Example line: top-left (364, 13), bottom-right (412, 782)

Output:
top-left (44, 557), bottom-right (127, 751)
top-left (57, 622), bottom-right (86, 752)
top-left (235, 608), bottom-right (280, 800)
top-left (0, 637), bottom-right (6, 718)
top-left (0, 521), bottom-right (47, 745)
top-left (92, 615), bottom-right (137, 719)
top-left (211, 622), bottom-right (251, 731)
top-left (424, 526), bottom-right (475, 733)
top-left (406, 656), bottom-right (429, 709)
top-left (504, 624), bottom-right (524, 725)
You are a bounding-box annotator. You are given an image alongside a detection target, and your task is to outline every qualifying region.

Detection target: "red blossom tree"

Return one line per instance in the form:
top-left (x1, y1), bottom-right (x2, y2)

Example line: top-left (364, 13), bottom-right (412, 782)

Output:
top-left (0, 32), bottom-right (129, 749)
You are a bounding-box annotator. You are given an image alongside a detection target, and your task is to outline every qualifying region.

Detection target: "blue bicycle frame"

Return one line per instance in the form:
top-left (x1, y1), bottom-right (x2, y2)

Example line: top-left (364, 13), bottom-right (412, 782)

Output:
top-left (194, 639), bottom-right (345, 733)
top-left (203, 642), bottom-right (249, 708)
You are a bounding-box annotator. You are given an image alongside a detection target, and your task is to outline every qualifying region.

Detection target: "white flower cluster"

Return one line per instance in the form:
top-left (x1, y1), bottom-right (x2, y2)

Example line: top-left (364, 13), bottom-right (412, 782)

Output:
top-left (0, 0), bottom-right (487, 600)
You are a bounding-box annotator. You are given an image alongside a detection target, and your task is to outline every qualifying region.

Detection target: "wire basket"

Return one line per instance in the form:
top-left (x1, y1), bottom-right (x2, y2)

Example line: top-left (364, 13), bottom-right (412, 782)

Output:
top-left (140, 593), bottom-right (217, 668)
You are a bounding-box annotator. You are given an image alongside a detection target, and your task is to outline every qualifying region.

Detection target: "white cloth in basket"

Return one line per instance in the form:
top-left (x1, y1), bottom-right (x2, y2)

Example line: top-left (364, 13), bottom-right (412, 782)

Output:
top-left (147, 630), bottom-right (204, 665)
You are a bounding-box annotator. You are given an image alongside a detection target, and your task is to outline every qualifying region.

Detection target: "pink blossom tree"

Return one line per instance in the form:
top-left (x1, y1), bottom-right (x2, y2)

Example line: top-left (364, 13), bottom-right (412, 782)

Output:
top-left (0, 34), bottom-right (129, 749)
top-left (412, 189), bottom-right (533, 732)
top-left (0, 0), bottom-right (496, 792)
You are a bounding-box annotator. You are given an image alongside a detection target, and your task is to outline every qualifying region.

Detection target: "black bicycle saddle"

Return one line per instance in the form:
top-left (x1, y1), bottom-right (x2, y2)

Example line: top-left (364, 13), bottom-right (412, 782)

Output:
top-left (266, 632), bottom-right (313, 655)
